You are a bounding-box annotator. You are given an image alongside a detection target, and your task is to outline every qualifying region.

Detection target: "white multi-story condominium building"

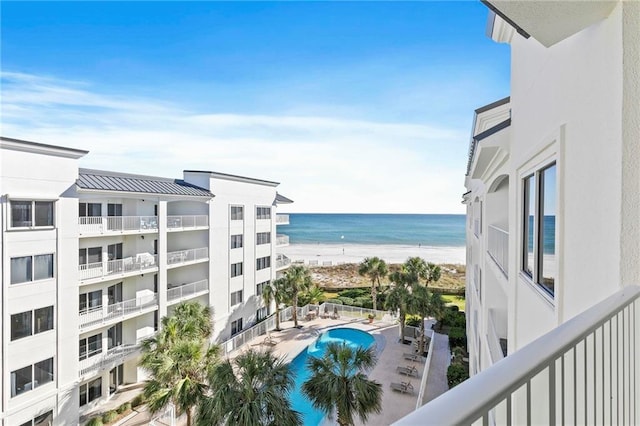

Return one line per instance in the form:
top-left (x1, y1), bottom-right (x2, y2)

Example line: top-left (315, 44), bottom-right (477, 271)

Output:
top-left (0, 136), bottom-right (292, 425)
top-left (397, 1), bottom-right (639, 425)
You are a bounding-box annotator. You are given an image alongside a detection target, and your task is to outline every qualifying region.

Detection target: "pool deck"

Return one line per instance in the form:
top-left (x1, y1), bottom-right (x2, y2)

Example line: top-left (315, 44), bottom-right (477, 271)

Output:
top-left (114, 315), bottom-right (451, 426)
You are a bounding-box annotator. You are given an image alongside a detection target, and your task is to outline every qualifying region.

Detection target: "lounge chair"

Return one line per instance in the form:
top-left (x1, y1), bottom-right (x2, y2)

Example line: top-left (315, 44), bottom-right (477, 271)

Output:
top-left (403, 352), bottom-right (424, 362)
top-left (396, 365), bottom-right (419, 377)
top-left (263, 335), bottom-right (277, 346)
top-left (390, 381), bottom-right (414, 394)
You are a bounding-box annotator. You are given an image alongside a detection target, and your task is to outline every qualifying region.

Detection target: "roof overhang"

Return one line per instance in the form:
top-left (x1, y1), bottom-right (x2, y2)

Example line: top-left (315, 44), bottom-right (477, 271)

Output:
top-left (184, 170), bottom-right (279, 187)
top-left (483, 0), bottom-right (618, 47)
top-left (1, 136), bottom-right (88, 159)
top-left (275, 192), bottom-right (294, 204)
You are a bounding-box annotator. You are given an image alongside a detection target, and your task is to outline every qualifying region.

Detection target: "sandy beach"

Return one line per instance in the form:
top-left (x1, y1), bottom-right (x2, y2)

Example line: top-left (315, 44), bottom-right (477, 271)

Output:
top-left (285, 243), bottom-right (465, 265)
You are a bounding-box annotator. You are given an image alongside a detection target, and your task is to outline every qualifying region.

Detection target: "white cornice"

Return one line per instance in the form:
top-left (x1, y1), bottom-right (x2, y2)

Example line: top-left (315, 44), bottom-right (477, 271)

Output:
top-left (0, 137), bottom-right (88, 159)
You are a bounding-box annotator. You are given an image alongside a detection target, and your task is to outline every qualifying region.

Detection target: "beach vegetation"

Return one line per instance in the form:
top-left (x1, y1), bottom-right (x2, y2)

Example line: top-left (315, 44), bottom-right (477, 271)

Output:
top-left (197, 349), bottom-right (301, 426)
top-left (298, 284), bottom-right (325, 306)
top-left (278, 265), bottom-right (313, 328)
top-left (358, 257), bottom-right (388, 311)
top-left (302, 342), bottom-right (382, 426)
top-left (139, 302), bottom-right (219, 426)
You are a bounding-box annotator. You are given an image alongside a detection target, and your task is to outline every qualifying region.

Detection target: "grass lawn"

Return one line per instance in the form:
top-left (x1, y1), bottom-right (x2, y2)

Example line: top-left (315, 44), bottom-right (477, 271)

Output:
top-left (442, 294), bottom-right (466, 312)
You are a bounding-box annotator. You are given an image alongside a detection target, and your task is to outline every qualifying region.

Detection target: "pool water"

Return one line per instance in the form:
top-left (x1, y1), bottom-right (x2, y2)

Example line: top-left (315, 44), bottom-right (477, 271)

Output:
top-left (289, 328), bottom-right (375, 426)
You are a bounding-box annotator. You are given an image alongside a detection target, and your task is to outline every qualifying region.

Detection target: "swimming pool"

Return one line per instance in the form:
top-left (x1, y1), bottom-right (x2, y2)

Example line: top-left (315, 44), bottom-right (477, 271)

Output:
top-left (289, 328), bottom-right (375, 426)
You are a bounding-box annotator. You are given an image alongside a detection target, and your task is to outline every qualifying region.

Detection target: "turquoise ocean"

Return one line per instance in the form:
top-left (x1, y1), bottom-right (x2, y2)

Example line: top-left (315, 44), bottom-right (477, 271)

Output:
top-left (282, 214), bottom-right (466, 247)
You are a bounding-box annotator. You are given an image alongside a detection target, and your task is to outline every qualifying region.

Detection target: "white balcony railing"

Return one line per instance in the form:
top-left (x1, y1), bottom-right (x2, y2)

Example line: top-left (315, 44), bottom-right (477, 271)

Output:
top-left (167, 279), bottom-right (209, 303)
top-left (79, 254), bottom-right (158, 281)
top-left (276, 254), bottom-right (291, 270)
top-left (79, 216), bottom-right (158, 235)
top-left (394, 285), bottom-right (640, 426)
top-left (79, 341), bottom-right (143, 377)
top-left (488, 225), bottom-right (509, 277)
top-left (474, 218), bottom-right (481, 238)
top-left (166, 247), bottom-right (208, 266)
top-left (167, 215), bottom-right (208, 230)
top-left (487, 309), bottom-right (506, 363)
top-left (78, 294), bottom-right (158, 330)
top-left (276, 214), bottom-right (289, 225)
top-left (276, 234), bottom-right (290, 246)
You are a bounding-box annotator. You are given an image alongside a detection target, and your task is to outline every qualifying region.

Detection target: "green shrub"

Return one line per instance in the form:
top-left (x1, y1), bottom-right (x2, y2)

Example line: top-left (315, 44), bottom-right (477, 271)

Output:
top-left (329, 299), bottom-right (343, 305)
top-left (448, 327), bottom-right (467, 350)
top-left (335, 296), bottom-right (354, 306)
top-left (447, 363), bottom-right (469, 388)
top-left (448, 305), bottom-right (460, 312)
top-left (86, 417), bottom-right (103, 426)
top-left (117, 402), bottom-right (131, 414)
top-left (405, 315), bottom-right (421, 327)
top-left (338, 288), bottom-right (368, 299)
top-left (353, 296), bottom-right (373, 309)
top-left (131, 394), bottom-right (145, 408)
top-left (441, 309), bottom-right (466, 328)
top-left (102, 410), bottom-right (118, 424)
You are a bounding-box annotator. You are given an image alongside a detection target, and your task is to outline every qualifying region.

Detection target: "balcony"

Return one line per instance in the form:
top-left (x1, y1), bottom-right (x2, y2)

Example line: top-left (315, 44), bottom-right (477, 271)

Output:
top-left (276, 214), bottom-right (289, 225)
top-left (79, 254), bottom-right (158, 282)
top-left (487, 309), bottom-right (508, 364)
top-left (166, 247), bottom-right (208, 268)
top-left (276, 254), bottom-right (291, 270)
top-left (79, 294), bottom-right (158, 331)
top-left (276, 234), bottom-right (290, 247)
top-left (79, 216), bottom-right (158, 236)
top-left (167, 215), bottom-right (208, 231)
top-left (394, 285), bottom-right (640, 425)
top-left (488, 225), bottom-right (508, 277)
top-left (79, 341), bottom-right (144, 378)
top-left (167, 279), bottom-right (209, 304)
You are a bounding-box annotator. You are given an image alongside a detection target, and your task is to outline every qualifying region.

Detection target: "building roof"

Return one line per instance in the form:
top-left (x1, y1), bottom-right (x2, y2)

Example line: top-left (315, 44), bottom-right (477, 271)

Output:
top-left (466, 118), bottom-right (511, 177)
top-left (275, 193), bottom-right (294, 204)
top-left (184, 170), bottom-right (280, 187)
top-left (1, 136), bottom-right (88, 159)
top-left (77, 168), bottom-right (214, 197)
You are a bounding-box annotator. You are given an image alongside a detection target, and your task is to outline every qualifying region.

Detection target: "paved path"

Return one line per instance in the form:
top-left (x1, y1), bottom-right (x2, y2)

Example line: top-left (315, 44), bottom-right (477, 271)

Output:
top-left (422, 331), bottom-right (451, 405)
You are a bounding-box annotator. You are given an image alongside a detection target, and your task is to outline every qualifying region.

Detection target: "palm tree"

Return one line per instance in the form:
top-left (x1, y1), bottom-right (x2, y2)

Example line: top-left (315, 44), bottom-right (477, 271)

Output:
top-left (358, 257), bottom-right (388, 311)
top-left (402, 257), bottom-right (441, 287)
top-left (409, 285), bottom-right (445, 355)
top-left (279, 264), bottom-right (312, 328)
top-left (386, 276), bottom-right (411, 343)
top-left (140, 302), bottom-right (219, 426)
top-left (197, 350), bottom-right (301, 426)
top-left (267, 278), bottom-right (289, 331)
top-left (302, 342), bottom-right (382, 426)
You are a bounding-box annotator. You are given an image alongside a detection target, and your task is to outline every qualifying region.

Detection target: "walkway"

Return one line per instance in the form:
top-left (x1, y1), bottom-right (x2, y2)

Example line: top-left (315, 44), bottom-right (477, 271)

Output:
top-left (422, 331), bottom-right (451, 405)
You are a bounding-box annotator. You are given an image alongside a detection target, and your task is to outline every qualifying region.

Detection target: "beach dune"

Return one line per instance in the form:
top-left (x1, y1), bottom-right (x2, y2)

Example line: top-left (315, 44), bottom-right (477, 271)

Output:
top-left (285, 243), bottom-right (465, 266)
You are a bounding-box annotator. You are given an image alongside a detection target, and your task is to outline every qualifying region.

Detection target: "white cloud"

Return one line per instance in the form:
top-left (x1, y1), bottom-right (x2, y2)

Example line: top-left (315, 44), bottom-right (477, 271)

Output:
top-left (1, 71), bottom-right (468, 213)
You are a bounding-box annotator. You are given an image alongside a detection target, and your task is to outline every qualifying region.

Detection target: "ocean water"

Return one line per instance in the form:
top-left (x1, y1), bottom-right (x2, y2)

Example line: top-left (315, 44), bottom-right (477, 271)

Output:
top-left (282, 214), bottom-right (465, 247)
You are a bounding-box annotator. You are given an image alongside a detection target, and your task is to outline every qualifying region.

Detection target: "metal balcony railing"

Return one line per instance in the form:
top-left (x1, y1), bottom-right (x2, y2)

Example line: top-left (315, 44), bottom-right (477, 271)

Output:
top-left (78, 294), bottom-right (158, 330)
top-left (276, 214), bottom-right (289, 225)
top-left (79, 216), bottom-right (158, 235)
top-left (166, 247), bottom-right (208, 266)
top-left (276, 234), bottom-right (290, 246)
top-left (394, 285), bottom-right (640, 426)
top-left (167, 215), bottom-right (208, 230)
top-left (488, 225), bottom-right (509, 277)
top-left (79, 342), bottom-right (142, 377)
top-left (167, 279), bottom-right (209, 303)
top-left (79, 254), bottom-right (158, 281)
top-left (276, 254), bottom-right (291, 270)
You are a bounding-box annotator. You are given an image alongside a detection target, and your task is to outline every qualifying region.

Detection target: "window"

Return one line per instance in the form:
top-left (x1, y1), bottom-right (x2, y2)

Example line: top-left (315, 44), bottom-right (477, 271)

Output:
top-left (256, 256), bottom-right (271, 270)
top-left (34, 307), bottom-right (54, 334)
top-left (107, 203), bottom-right (123, 216)
top-left (256, 232), bottom-right (271, 245)
top-left (256, 280), bottom-right (270, 296)
top-left (80, 377), bottom-right (102, 406)
top-left (522, 162), bottom-right (557, 297)
top-left (257, 307), bottom-right (268, 321)
top-left (11, 306), bottom-right (54, 341)
top-left (10, 358), bottom-right (54, 397)
top-left (10, 200), bottom-right (54, 228)
top-left (11, 254), bottom-right (54, 284)
top-left (79, 202), bottom-right (102, 217)
top-left (230, 234), bottom-right (243, 249)
top-left (79, 247), bottom-right (102, 266)
top-left (11, 312), bottom-right (32, 340)
top-left (230, 206), bottom-right (244, 221)
top-left (18, 411), bottom-right (53, 426)
top-left (231, 290), bottom-right (243, 306)
top-left (231, 318), bottom-right (243, 336)
top-left (256, 206), bottom-right (271, 220)
top-left (107, 323), bottom-right (122, 349)
top-left (107, 243), bottom-right (123, 261)
top-left (231, 262), bottom-right (243, 278)
top-left (79, 290), bottom-right (102, 313)
top-left (79, 334), bottom-right (102, 360)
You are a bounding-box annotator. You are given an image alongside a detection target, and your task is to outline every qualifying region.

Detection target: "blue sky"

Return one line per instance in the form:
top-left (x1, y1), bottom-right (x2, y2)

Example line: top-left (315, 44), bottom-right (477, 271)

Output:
top-left (1, 1), bottom-right (510, 213)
